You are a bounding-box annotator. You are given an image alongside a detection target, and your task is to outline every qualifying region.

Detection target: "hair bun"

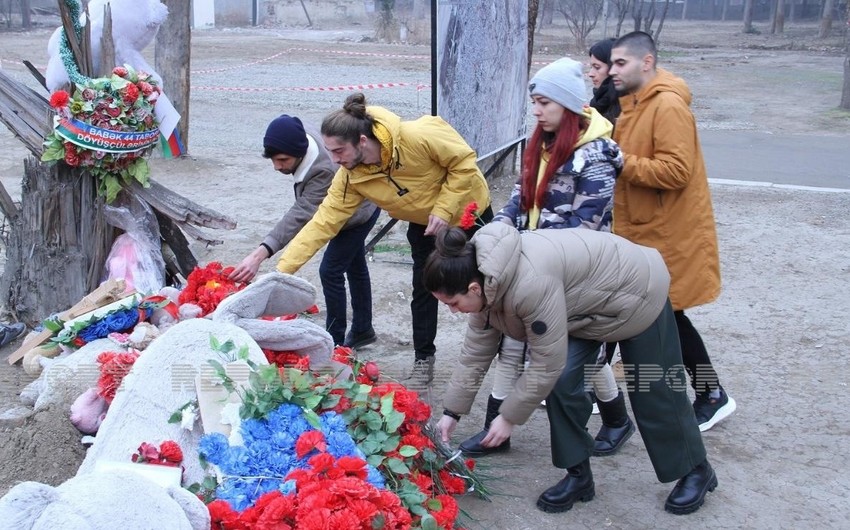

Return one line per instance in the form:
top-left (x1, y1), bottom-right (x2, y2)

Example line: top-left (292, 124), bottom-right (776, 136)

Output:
top-left (343, 93), bottom-right (368, 117)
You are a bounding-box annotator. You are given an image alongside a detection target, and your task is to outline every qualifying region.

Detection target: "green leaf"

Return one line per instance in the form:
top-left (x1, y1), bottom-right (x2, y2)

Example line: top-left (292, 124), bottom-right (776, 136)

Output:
top-left (42, 315), bottom-right (65, 333)
top-left (366, 454), bottom-right (384, 467)
top-left (209, 335), bottom-right (221, 350)
top-left (379, 392), bottom-right (395, 416)
top-left (381, 434), bottom-right (400, 453)
top-left (384, 457), bottom-right (410, 475)
top-left (361, 410), bottom-right (383, 431)
top-left (384, 409), bottom-right (405, 433)
top-left (371, 513), bottom-right (386, 529)
top-left (425, 498), bottom-right (443, 510)
top-left (398, 445), bottom-right (419, 458)
top-left (303, 408), bottom-right (322, 430)
top-left (103, 174), bottom-right (123, 203)
top-left (237, 345), bottom-right (250, 361)
top-left (419, 514), bottom-right (439, 530)
top-left (167, 410), bottom-right (182, 424)
top-left (303, 394), bottom-right (322, 410)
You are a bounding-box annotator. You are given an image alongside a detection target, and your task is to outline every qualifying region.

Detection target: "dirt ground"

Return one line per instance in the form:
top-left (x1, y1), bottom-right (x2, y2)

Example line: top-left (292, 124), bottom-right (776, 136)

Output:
top-left (1, 10), bottom-right (850, 528)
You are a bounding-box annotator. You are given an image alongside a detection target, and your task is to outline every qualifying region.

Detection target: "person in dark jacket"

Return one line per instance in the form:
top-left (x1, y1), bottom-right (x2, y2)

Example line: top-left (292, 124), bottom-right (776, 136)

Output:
top-left (230, 114), bottom-right (380, 349)
top-left (588, 38), bottom-right (621, 126)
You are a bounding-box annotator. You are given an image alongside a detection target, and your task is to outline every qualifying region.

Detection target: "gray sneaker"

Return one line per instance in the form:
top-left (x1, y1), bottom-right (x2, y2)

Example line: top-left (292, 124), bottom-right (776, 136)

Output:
top-left (405, 357), bottom-right (435, 391)
top-left (0, 323), bottom-right (26, 347)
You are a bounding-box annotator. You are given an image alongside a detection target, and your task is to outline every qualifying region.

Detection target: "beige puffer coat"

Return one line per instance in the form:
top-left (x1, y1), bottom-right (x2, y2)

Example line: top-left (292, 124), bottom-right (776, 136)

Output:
top-left (442, 222), bottom-right (670, 426)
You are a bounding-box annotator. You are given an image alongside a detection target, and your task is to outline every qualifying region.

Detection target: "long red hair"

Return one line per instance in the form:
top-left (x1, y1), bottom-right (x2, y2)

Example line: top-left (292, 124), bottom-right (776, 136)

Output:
top-left (521, 111), bottom-right (583, 212)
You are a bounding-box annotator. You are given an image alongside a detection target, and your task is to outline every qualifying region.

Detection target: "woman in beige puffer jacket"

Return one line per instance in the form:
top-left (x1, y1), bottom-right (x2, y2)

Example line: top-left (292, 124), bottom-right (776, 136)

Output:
top-left (424, 222), bottom-right (715, 516)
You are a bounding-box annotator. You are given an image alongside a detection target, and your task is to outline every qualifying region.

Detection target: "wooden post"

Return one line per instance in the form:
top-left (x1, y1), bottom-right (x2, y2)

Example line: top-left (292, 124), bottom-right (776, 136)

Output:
top-left (155, 0), bottom-right (192, 154)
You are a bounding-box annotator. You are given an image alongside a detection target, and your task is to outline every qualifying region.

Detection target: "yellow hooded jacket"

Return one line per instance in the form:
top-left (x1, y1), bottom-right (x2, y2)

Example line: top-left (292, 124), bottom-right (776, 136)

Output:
top-left (278, 106), bottom-right (490, 274)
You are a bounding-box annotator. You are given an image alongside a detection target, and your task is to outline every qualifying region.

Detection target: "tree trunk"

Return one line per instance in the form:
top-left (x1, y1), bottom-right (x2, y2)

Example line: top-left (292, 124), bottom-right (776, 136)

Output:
top-left (529, 0), bottom-right (540, 76)
top-left (819, 0), bottom-right (834, 38)
top-left (774, 0), bottom-right (785, 33)
top-left (789, 0), bottom-right (795, 22)
top-left (20, 0), bottom-right (32, 29)
top-left (154, 0), bottom-right (191, 153)
top-left (721, 0), bottom-right (729, 21)
top-left (841, 3), bottom-right (850, 109)
top-left (681, 0), bottom-right (688, 19)
top-left (1, 159), bottom-right (114, 325)
top-left (743, 0), bottom-right (754, 32)
top-left (654, 0), bottom-right (672, 43)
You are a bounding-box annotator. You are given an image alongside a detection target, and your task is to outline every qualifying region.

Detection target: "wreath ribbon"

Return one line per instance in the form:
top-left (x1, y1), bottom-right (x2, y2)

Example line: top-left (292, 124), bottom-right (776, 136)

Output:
top-left (54, 115), bottom-right (160, 154)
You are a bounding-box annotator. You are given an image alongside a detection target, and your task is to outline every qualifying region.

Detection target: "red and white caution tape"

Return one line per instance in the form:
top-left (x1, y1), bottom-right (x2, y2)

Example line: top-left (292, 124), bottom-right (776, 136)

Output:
top-left (192, 82), bottom-right (430, 93)
top-left (190, 47), bottom-right (429, 75)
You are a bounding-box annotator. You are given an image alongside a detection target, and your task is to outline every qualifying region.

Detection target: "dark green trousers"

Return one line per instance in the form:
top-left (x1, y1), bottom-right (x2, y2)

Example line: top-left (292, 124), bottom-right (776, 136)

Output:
top-left (546, 301), bottom-right (706, 483)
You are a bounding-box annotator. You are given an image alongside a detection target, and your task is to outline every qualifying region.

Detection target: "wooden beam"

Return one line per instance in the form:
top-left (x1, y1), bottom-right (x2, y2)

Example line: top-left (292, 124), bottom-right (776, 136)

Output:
top-left (58, 0), bottom-right (87, 78)
top-left (0, 181), bottom-right (19, 221)
top-left (130, 178), bottom-right (236, 230)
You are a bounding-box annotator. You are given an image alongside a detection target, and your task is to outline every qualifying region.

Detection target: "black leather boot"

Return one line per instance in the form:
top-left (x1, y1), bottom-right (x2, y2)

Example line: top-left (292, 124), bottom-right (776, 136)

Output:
top-left (592, 391), bottom-right (635, 456)
top-left (458, 395), bottom-right (510, 457)
top-left (536, 459), bottom-right (595, 513)
top-left (665, 459), bottom-right (718, 514)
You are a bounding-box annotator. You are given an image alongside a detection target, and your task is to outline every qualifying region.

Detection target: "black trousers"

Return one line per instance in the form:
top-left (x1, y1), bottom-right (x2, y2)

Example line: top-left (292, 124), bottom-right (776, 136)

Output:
top-left (406, 206), bottom-right (493, 360)
top-left (605, 310), bottom-right (721, 394)
top-left (674, 310), bottom-right (720, 394)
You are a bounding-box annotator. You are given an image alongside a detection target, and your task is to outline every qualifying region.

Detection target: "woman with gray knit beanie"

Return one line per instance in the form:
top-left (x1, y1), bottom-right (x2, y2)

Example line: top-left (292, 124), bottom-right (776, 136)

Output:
top-left (456, 57), bottom-right (635, 459)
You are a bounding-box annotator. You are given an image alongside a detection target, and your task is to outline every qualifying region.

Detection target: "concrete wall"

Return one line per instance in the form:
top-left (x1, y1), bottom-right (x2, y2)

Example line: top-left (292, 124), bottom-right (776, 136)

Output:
top-left (215, 0), bottom-right (254, 26)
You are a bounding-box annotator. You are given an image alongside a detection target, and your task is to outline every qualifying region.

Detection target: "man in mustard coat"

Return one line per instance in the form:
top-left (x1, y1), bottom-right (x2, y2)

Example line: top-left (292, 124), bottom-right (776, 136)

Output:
top-left (277, 93), bottom-right (491, 386)
top-left (609, 31), bottom-right (736, 431)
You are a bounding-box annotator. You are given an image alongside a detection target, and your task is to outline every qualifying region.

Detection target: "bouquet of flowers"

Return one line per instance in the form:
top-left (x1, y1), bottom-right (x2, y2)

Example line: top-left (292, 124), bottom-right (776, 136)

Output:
top-left (46, 302), bottom-right (146, 348)
top-left (131, 440), bottom-right (184, 467)
top-left (41, 64), bottom-right (162, 203)
top-left (194, 346), bottom-right (488, 529)
top-left (96, 350), bottom-right (141, 403)
top-left (178, 262), bottom-right (247, 317)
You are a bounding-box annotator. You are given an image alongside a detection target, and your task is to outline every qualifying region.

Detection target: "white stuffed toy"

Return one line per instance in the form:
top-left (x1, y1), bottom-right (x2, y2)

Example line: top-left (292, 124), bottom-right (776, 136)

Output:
top-left (46, 0), bottom-right (169, 91)
top-left (0, 470), bottom-right (209, 530)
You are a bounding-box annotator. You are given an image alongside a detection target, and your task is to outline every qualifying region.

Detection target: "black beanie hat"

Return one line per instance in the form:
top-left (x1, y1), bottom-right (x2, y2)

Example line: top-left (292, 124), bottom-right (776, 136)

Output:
top-left (263, 115), bottom-right (309, 157)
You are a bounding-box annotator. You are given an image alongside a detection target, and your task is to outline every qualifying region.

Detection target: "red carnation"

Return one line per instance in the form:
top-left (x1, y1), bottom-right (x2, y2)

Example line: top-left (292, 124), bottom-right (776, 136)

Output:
top-left (137, 81), bottom-right (154, 96)
top-left (295, 430), bottom-right (327, 459)
top-left (64, 146), bottom-right (80, 167)
top-left (122, 83), bottom-right (140, 105)
top-left (112, 66), bottom-right (129, 77)
top-left (106, 105), bottom-right (121, 117)
top-left (49, 90), bottom-right (70, 109)
top-left (159, 440), bottom-right (183, 464)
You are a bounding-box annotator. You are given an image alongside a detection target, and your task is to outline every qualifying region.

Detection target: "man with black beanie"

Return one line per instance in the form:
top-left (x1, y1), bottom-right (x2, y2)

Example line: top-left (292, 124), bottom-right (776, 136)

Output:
top-left (230, 114), bottom-right (380, 349)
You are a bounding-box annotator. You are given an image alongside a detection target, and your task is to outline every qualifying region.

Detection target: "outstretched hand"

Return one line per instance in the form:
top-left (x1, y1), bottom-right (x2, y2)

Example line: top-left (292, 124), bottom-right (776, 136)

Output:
top-left (436, 414), bottom-right (459, 444)
top-left (481, 415), bottom-right (513, 447)
top-left (229, 247), bottom-right (267, 283)
top-left (423, 214), bottom-right (449, 236)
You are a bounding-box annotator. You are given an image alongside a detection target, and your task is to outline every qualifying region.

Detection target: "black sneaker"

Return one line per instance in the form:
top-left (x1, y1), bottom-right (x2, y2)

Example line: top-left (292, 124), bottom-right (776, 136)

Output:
top-left (343, 328), bottom-right (377, 350)
top-left (693, 386), bottom-right (736, 432)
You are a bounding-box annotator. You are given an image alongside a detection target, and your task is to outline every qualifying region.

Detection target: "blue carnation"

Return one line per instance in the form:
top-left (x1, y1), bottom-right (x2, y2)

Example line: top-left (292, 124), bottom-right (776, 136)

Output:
top-left (221, 445), bottom-right (252, 475)
top-left (326, 431), bottom-right (358, 458)
top-left (366, 464), bottom-right (386, 489)
top-left (269, 430), bottom-right (297, 451)
top-left (320, 411), bottom-right (348, 434)
top-left (279, 479), bottom-right (297, 495)
top-left (241, 417), bottom-right (272, 443)
top-left (198, 433), bottom-right (229, 463)
top-left (217, 478), bottom-right (255, 512)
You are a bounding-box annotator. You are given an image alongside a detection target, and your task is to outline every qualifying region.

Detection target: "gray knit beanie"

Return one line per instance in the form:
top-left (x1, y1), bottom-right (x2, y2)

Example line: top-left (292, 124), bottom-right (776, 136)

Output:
top-left (529, 58), bottom-right (588, 115)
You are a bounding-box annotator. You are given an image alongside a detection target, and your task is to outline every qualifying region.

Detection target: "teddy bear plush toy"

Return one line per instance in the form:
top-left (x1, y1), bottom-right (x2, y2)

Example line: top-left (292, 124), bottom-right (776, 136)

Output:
top-left (0, 469), bottom-right (209, 529)
top-left (45, 0), bottom-right (169, 91)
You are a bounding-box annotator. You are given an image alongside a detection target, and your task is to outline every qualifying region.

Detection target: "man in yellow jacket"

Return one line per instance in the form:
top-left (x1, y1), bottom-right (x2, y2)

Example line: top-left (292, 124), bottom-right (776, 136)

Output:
top-left (610, 31), bottom-right (736, 432)
top-left (277, 93), bottom-right (491, 385)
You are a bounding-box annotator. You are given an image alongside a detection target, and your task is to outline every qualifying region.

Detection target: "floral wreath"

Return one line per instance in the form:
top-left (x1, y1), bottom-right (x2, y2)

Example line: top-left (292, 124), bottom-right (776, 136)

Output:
top-left (42, 65), bottom-right (162, 203)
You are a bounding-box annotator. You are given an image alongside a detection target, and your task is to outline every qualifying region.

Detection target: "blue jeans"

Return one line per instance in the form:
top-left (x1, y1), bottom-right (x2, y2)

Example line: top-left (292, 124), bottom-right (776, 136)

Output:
top-left (319, 208), bottom-right (380, 345)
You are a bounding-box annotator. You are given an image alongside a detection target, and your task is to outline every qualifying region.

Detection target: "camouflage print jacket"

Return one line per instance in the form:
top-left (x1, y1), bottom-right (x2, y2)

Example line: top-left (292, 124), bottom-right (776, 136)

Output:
top-left (494, 107), bottom-right (622, 232)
